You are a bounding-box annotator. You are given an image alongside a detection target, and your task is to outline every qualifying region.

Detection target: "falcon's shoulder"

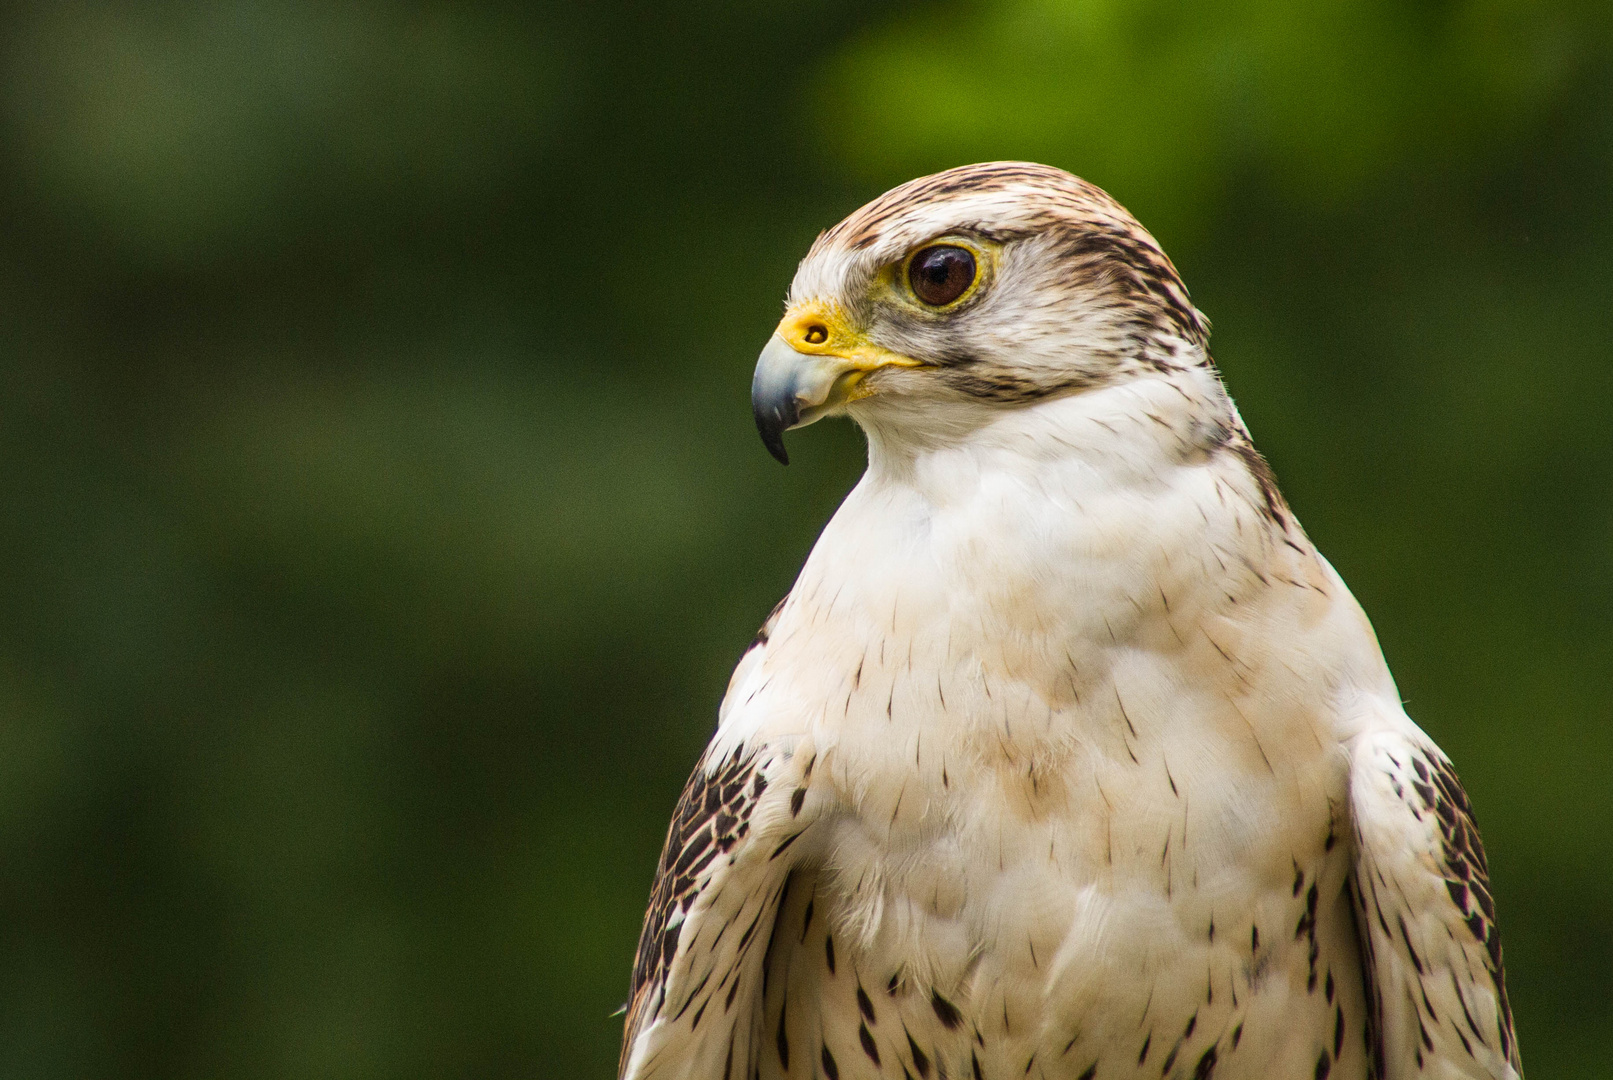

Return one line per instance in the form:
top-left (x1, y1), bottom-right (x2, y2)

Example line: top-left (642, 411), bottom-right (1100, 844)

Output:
top-left (620, 607), bottom-right (822, 1080)
top-left (1346, 721), bottom-right (1521, 1079)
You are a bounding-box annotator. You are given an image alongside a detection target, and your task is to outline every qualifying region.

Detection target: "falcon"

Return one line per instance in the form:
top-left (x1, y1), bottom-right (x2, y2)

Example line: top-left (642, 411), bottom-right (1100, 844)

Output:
top-left (620, 162), bottom-right (1520, 1080)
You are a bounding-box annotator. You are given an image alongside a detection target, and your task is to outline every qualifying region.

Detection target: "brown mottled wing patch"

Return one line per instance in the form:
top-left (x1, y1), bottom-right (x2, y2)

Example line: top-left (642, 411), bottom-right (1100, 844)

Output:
top-left (620, 737), bottom-right (812, 1079)
top-left (1348, 728), bottom-right (1521, 1079)
top-left (629, 747), bottom-right (762, 1008)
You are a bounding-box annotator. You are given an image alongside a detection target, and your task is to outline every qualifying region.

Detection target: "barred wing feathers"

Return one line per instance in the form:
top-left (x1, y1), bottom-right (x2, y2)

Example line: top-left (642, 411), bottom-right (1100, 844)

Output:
top-left (1348, 725), bottom-right (1521, 1080)
top-left (620, 733), bottom-right (819, 1080)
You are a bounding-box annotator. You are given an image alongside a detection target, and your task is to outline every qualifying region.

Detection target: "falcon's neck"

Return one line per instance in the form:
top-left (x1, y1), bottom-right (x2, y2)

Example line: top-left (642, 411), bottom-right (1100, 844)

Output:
top-left (747, 364), bottom-right (1389, 750)
top-left (853, 365), bottom-right (1242, 510)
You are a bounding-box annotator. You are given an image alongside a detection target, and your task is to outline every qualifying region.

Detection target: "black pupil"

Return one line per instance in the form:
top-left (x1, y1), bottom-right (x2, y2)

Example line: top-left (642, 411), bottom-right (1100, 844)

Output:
top-left (909, 246), bottom-right (975, 306)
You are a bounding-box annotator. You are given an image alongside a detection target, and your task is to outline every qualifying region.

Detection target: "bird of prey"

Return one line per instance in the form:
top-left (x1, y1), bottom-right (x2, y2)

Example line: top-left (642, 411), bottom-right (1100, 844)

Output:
top-left (620, 162), bottom-right (1519, 1080)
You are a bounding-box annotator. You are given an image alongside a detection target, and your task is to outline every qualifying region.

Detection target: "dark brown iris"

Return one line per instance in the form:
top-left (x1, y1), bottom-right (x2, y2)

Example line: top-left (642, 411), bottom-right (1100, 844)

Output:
top-left (907, 245), bottom-right (976, 306)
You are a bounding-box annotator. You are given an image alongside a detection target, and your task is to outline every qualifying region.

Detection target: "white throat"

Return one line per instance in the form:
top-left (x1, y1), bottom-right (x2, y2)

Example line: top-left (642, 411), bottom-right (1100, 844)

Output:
top-left (850, 365), bottom-right (1237, 500)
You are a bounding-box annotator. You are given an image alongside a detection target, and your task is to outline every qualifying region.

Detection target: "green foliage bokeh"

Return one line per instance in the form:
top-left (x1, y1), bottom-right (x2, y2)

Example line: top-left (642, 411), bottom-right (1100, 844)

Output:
top-left (0, 1), bottom-right (1606, 1075)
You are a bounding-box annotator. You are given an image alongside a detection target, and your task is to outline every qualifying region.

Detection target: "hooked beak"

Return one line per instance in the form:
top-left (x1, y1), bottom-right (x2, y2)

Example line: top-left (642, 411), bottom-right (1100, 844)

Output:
top-left (751, 335), bottom-right (860, 465)
top-left (749, 301), bottom-right (923, 464)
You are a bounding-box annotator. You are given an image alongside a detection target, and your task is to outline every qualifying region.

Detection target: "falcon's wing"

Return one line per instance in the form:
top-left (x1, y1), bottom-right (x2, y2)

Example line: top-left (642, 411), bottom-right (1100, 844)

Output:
top-left (619, 663), bottom-right (819, 1080)
top-left (1347, 725), bottom-right (1521, 1080)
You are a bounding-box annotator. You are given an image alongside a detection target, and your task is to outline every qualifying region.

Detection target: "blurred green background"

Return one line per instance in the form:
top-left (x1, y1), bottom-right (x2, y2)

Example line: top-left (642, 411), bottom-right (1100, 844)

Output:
top-left (0, 1), bottom-right (1607, 1076)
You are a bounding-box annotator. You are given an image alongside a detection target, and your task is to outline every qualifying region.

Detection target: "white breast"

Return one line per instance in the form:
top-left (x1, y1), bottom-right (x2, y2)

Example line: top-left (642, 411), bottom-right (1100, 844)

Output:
top-left (721, 372), bottom-right (1399, 1078)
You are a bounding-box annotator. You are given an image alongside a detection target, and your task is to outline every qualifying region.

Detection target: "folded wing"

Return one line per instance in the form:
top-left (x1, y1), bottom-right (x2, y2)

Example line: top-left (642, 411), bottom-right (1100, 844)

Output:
top-left (1348, 725), bottom-right (1521, 1080)
top-left (620, 733), bottom-right (817, 1080)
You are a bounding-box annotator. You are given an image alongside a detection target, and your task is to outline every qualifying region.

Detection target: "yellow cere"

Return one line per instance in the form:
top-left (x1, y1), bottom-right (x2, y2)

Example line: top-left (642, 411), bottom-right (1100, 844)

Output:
top-left (773, 300), bottom-right (927, 380)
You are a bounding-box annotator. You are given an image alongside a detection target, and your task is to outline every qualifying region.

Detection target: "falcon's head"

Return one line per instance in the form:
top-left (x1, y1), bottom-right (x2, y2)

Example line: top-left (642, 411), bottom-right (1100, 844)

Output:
top-left (752, 162), bottom-right (1213, 463)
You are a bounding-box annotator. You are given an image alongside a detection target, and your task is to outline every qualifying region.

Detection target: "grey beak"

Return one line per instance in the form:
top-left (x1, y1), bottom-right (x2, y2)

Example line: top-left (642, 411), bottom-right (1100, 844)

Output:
top-left (750, 335), bottom-right (855, 466)
top-left (751, 335), bottom-right (802, 465)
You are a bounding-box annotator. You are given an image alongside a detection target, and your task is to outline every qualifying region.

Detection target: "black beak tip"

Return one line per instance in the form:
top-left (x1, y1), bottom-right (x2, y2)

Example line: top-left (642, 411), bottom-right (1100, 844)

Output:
top-left (752, 394), bottom-right (796, 465)
top-left (756, 416), bottom-right (790, 465)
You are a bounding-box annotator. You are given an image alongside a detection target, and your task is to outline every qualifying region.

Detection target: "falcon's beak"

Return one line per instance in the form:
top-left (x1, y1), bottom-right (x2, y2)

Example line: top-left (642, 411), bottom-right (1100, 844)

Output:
top-left (750, 301), bottom-right (922, 464)
top-left (751, 336), bottom-right (858, 466)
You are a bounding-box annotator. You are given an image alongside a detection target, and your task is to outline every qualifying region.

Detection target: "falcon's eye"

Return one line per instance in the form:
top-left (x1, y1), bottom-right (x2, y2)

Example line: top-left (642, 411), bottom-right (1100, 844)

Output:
top-left (908, 245), bottom-right (977, 307)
